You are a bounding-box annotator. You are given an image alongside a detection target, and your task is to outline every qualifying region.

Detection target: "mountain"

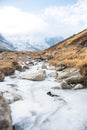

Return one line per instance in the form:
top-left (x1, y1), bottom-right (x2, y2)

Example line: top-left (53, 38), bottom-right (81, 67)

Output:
top-left (6, 35), bottom-right (63, 51)
top-left (0, 34), bottom-right (15, 52)
top-left (45, 37), bottom-right (63, 46)
top-left (40, 29), bottom-right (87, 69)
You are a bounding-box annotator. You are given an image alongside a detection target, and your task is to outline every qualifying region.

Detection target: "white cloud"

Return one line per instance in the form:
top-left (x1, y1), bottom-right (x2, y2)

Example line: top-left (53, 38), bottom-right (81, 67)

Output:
top-left (43, 0), bottom-right (87, 37)
top-left (0, 0), bottom-right (87, 39)
top-left (0, 6), bottom-right (47, 34)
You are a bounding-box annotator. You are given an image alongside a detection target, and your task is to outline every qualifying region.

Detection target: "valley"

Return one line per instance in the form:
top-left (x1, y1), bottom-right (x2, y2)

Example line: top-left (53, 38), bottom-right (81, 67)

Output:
top-left (0, 29), bottom-right (87, 130)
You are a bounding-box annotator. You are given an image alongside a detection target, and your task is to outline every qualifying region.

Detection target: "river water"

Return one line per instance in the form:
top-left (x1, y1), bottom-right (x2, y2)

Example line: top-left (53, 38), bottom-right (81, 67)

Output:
top-left (0, 62), bottom-right (87, 130)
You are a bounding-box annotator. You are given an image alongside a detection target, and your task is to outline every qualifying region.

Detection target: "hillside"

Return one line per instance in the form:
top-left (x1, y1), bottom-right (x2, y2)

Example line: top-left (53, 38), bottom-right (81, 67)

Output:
top-left (0, 29), bottom-right (87, 85)
top-left (40, 29), bottom-right (87, 68)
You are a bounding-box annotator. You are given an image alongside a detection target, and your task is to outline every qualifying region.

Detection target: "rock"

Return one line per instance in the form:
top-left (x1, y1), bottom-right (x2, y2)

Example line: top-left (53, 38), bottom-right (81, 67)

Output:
top-left (0, 67), bottom-right (15, 76)
top-left (3, 91), bottom-right (22, 104)
top-left (36, 56), bottom-right (45, 61)
top-left (57, 68), bottom-right (82, 81)
top-left (21, 70), bottom-right (46, 81)
top-left (65, 75), bottom-right (84, 84)
top-left (48, 71), bottom-right (58, 78)
top-left (12, 61), bottom-right (22, 71)
top-left (47, 56), bottom-right (53, 60)
top-left (48, 65), bottom-right (55, 70)
top-left (56, 63), bottom-right (67, 71)
top-left (80, 64), bottom-right (87, 86)
top-left (10, 75), bottom-right (16, 79)
top-left (42, 63), bottom-right (47, 69)
top-left (74, 84), bottom-right (84, 90)
top-left (77, 40), bottom-right (87, 50)
top-left (61, 80), bottom-right (71, 89)
top-left (23, 65), bottom-right (29, 70)
top-left (51, 86), bottom-right (61, 89)
top-left (0, 71), bottom-right (5, 82)
top-left (47, 91), bottom-right (59, 97)
top-left (0, 93), bottom-right (13, 130)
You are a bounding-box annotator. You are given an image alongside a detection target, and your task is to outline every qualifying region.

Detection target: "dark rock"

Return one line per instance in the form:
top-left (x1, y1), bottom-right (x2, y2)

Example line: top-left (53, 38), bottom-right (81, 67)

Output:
top-left (56, 63), bottom-right (67, 71)
top-left (36, 56), bottom-right (45, 61)
top-left (47, 55), bottom-right (53, 60)
top-left (65, 75), bottom-right (84, 84)
top-left (80, 64), bottom-right (87, 87)
top-left (77, 40), bottom-right (87, 50)
top-left (0, 71), bottom-right (5, 82)
top-left (12, 61), bottom-right (22, 71)
top-left (47, 91), bottom-right (59, 97)
top-left (0, 67), bottom-right (15, 76)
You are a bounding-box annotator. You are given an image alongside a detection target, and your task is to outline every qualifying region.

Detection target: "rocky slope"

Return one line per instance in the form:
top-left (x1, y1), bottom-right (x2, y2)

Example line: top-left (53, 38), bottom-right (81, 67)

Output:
top-left (38, 29), bottom-right (87, 86)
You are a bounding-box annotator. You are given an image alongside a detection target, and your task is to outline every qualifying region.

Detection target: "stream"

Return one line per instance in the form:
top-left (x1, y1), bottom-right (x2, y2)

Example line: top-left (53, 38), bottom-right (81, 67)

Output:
top-left (0, 62), bottom-right (87, 130)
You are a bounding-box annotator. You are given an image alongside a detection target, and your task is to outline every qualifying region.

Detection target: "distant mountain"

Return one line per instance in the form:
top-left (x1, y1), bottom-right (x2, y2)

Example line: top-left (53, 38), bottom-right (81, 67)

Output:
top-left (0, 34), bottom-right (15, 52)
top-left (6, 34), bottom-right (63, 51)
top-left (45, 37), bottom-right (63, 46)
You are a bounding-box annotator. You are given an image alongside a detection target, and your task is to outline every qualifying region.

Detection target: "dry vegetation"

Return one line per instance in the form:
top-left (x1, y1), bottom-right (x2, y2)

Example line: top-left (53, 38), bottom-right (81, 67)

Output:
top-left (41, 29), bottom-right (87, 69)
top-left (0, 29), bottom-right (87, 78)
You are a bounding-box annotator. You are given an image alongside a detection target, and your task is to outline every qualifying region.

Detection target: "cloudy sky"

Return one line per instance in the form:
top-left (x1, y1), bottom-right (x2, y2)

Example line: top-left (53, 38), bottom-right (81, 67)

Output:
top-left (0, 0), bottom-right (87, 38)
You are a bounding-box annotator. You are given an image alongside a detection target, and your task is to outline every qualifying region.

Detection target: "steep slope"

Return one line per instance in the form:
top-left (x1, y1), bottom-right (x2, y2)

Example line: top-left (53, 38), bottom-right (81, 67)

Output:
top-left (41, 29), bottom-right (87, 68)
top-left (0, 34), bottom-right (15, 52)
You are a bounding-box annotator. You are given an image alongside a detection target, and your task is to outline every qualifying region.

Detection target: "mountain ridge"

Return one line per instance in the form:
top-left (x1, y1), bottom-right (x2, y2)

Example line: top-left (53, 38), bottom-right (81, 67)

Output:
top-left (0, 33), bottom-right (15, 52)
top-left (40, 29), bottom-right (87, 68)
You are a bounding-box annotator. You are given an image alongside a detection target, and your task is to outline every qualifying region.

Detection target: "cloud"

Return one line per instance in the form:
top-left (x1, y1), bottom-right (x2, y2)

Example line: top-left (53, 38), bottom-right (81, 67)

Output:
top-left (43, 0), bottom-right (87, 37)
top-left (0, 6), bottom-right (47, 34)
top-left (0, 0), bottom-right (87, 38)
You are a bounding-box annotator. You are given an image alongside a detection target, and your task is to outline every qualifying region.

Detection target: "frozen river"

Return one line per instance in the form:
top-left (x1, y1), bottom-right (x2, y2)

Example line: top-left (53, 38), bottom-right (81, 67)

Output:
top-left (0, 62), bottom-right (87, 130)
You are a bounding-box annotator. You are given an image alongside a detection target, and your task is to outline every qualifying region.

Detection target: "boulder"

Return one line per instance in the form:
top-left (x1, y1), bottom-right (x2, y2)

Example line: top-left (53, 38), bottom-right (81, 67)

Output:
top-left (51, 86), bottom-right (61, 89)
top-left (65, 75), bottom-right (84, 84)
top-left (36, 56), bottom-right (45, 61)
top-left (80, 64), bottom-right (87, 86)
top-left (74, 84), bottom-right (84, 90)
top-left (48, 65), bottom-right (55, 70)
top-left (21, 70), bottom-right (46, 81)
top-left (57, 68), bottom-right (82, 81)
top-left (0, 71), bottom-right (5, 82)
top-left (0, 93), bottom-right (13, 130)
top-left (42, 63), bottom-right (47, 69)
top-left (48, 71), bottom-right (58, 78)
top-left (23, 65), bottom-right (29, 70)
top-left (56, 63), bottom-right (67, 71)
top-left (10, 75), bottom-right (17, 79)
top-left (47, 91), bottom-right (59, 97)
top-left (61, 80), bottom-right (71, 89)
top-left (12, 61), bottom-right (22, 71)
top-left (0, 67), bottom-right (15, 76)
top-left (3, 91), bottom-right (22, 104)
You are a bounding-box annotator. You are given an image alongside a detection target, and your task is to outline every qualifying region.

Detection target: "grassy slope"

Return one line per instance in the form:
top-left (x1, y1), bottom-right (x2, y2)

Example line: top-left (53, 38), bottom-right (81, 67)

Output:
top-left (42, 29), bottom-right (87, 68)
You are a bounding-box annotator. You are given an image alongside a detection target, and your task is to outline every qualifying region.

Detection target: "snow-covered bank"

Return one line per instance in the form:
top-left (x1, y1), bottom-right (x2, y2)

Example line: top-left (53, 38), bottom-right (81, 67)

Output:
top-left (0, 62), bottom-right (87, 130)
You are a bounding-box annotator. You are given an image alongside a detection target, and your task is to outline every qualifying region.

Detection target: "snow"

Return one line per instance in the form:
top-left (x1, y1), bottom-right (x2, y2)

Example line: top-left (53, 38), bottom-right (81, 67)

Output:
top-left (0, 61), bottom-right (87, 130)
